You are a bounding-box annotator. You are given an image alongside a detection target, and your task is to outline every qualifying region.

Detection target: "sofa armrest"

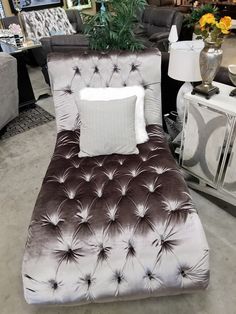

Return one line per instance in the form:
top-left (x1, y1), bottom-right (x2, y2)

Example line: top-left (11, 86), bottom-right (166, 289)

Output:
top-left (149, 32), bottom-right (169, 42)
top-left (215, 66), bottom-right (234, 86)
top-left (66, 9), bottom-right (84, 33)
top-left (40, 37), bottom-right (53, 55)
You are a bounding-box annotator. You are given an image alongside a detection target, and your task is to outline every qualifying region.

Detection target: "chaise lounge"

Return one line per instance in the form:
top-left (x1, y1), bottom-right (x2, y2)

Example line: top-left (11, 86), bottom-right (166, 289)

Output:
top-left (22, 49), bottom-right (209, 305)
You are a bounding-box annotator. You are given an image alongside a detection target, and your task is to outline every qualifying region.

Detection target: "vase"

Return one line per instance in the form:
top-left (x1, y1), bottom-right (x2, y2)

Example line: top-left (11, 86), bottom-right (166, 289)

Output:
top-left (192, 40), bottom-right (223, 99)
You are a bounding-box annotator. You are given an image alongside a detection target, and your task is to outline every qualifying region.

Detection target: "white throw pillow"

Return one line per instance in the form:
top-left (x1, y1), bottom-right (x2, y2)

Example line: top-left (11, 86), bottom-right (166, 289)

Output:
top-left (79, 86), bottom-right (148, 144)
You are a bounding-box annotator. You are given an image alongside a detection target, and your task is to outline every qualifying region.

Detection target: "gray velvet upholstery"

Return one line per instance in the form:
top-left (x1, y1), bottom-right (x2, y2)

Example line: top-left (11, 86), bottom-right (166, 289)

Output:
top-left (0, 53), bottom-right (19, 130)
top-left (22, 49), bottom-right (209, 306)
top-left (48, 49), bottom-right (162, 132)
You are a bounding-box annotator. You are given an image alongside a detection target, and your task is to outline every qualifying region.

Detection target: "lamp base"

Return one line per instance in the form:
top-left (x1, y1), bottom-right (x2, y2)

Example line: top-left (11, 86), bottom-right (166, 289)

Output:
top-left (191, 83), bottom-right (220, 100)
top-left (177, 81), bottom-right (193, 122)
top-left (230, 88), bottom-right (236, 97)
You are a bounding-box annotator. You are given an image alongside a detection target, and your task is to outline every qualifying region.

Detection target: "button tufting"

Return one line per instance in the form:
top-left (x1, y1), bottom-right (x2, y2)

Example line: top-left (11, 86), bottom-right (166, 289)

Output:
top-left (95, 184), bottom-right (104, 198)
top-left (113, 64), bottom-right (120, 73)
top-left (130, 63), bottom-right (139, 72)
top-left (134, 203), bottom-right (149, 218)
top-left (23, 124), bottom-right (209, 305)
top-left (73, 66), bottom-right (81, 75)
top-left (181, 270), bottom-right (187, 278)
top-left (49, 279), bottom-right (60, 290)
top-left (41, 212), bottom-right (64, 227)
top-left (113, 271), bottom-right (124, 284)
top-left (81, 172), bottom-right (94, 182)
top-left (143, 181), bottom-right (161, 193)
top-left (62, 87), bottom-right (73, 95)
top-left (64, 188), bottom-right (76, 200)
top-left (94, 66), bottom-right (99, 74)
top-left (58, 177), bottom-right (65, 183)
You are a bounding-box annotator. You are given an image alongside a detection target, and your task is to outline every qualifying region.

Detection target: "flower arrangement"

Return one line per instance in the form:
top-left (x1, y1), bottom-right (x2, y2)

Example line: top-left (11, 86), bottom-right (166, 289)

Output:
top-left (194, 13), bottom-right (232, 45)
top-left (184, 4), bottom-right (219, 29)
top-left (8, 23), bottom-right (22, 36)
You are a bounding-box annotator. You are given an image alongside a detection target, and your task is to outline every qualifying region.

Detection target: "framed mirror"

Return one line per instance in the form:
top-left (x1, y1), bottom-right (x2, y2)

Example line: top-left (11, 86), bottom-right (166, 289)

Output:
top-left (66, 0), bottom-right (92, 11)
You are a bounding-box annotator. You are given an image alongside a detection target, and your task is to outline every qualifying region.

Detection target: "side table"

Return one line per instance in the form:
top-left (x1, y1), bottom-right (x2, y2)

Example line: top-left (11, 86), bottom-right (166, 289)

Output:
top-left (0, 40), bottom-right (42, 109)
top-left (180, 82), bottom-right (236, 206)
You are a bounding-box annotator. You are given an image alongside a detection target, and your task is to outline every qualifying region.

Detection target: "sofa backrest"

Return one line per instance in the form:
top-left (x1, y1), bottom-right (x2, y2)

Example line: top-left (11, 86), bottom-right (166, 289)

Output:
top-left (48, 49), bottom-right (162, 133)
top-left (160, 0), bottom-right (175, 6)
top-left (142, 7), bottom-right (183, 36)
top-left (147, 0), bottom-right (175, 7)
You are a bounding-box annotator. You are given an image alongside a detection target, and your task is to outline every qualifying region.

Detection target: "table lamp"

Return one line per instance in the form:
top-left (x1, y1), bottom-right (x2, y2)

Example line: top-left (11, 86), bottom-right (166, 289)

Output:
top-left (168, 40), bottom-right (203, 121)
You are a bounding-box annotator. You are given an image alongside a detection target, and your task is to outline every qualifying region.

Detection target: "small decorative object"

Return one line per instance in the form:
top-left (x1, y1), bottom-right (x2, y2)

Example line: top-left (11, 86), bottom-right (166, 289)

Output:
top-left (8, 23), bottom-right (22, 45)
top-left (96, 0), bottom-right (108, 24)
top-left (228, 65), bottom-right (236, 97)
top-left (13, 3), bottom-right (27, 42)
top-left (191, 13), bottom-right (232, 99)
top-left (168, 40), bottom-right (203, 122)
top-left (8, 23), bottom-right (22, 36)
top-left (168, 25), bottom-right (178, 51)
top-left (66, 0), bottom-right (92, 11)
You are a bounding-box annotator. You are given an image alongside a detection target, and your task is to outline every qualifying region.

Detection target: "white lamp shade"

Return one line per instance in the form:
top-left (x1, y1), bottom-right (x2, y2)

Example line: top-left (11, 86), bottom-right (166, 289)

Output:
top-left (168, 25), bottom-right (178, 43)
top-left (168, 40), bottom-right (204, 82)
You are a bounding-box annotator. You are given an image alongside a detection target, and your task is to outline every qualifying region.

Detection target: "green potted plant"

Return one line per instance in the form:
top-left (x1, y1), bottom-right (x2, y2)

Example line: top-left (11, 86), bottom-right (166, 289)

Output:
top-left (184, 4), bottom-right (219, 29)
top-left (84, 0), bottom-right (147, 51)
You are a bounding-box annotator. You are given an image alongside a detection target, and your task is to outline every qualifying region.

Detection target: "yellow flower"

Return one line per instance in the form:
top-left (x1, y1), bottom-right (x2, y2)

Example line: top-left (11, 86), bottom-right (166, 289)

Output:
top-left (199, 13), bottom-right (216, 28)
top-left (216, 16), bottom-right (232, 34)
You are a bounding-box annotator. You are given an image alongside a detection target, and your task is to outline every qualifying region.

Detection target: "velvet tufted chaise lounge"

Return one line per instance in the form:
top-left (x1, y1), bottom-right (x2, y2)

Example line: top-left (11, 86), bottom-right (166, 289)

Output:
top-left (22, 49), bottom-right (209, 305)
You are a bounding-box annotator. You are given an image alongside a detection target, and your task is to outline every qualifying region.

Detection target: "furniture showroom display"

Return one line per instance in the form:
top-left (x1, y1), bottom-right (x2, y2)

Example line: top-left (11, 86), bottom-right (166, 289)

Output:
top-left (180, 82), bottom-right (236, 206)
top-left (0, 52), bottom-right (18, 129)
top-left (22, 49), bottom-right (209, 305)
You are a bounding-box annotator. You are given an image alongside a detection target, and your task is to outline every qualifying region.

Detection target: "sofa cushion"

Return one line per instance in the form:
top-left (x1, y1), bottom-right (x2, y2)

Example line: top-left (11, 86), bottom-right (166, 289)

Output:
top-left (79, 86), bottom-right (148, 144)
top-left (22, 7), bottom-right (75, 40)
top-left (78, 97), bottom-right (139, 157)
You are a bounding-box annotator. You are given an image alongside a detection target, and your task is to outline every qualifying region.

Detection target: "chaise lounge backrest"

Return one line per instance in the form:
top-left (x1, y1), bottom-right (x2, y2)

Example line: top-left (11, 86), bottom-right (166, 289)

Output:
top-left (47, 49), bottom-right (162, 133)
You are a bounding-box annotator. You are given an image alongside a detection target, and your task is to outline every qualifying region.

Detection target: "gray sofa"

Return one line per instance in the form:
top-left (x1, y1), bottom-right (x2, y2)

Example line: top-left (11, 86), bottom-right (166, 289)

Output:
top-left (0, 53), bottom-right (18, 130)
top-left (137, 6), bottom-right (183, 51)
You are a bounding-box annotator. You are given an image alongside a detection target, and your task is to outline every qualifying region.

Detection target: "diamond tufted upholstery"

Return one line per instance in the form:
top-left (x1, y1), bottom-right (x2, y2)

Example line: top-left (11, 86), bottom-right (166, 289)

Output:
top-left (22, 50), bottom-right (209, 305)
top-left (48, 49), bottom-right (162, 131)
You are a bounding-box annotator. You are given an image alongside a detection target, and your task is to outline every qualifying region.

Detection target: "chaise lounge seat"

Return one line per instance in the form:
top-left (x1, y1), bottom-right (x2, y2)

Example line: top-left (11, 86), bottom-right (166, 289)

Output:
top-left (22, 49), bottom-right (209, 305)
